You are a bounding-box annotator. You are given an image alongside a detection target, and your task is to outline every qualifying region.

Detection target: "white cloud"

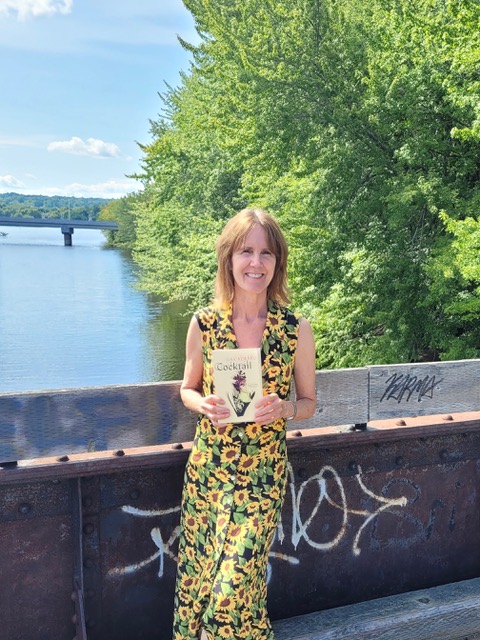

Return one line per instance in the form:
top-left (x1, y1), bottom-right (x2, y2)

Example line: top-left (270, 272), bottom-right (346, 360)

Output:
top-left (43, 179), bottom-right (140, 199)
top-left (62, 180), bottom-right (141, 198)
top-left (0, 0), bottom-right (73, 20)
top-left (0, 174), bottom-right (25, 188)
top-left (47, 137), bottom-right (122, 158)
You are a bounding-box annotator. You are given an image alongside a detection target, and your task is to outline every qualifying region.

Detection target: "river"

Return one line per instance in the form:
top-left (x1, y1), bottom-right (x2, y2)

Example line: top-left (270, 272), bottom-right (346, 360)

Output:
top-left (0, 226), bottom-right (189, 393)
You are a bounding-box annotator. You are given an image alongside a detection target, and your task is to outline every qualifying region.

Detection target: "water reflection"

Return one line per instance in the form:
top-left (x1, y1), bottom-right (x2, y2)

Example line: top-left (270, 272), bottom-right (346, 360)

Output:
top-left (142, 297), bottom-right (190, 383)
top-left (0, 227), bottom-right (189, 392)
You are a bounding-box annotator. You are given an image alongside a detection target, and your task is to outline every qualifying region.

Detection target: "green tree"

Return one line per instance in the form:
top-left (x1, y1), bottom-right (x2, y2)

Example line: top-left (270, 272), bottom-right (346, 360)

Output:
top-left (99, 195), bottom-right (137, 247)
top-left (129, 0), bottom-right (480, 367)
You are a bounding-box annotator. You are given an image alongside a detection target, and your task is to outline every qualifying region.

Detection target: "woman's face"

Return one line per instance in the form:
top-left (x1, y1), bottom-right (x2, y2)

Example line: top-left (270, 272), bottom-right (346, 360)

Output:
top-left (231, 225), bottom-right (276, 298)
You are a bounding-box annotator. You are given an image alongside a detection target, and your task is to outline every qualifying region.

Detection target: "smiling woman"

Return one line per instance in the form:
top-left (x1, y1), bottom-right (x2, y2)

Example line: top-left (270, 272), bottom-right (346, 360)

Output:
top-left (173, 207), bottom-right (316, 640)
top-left (230, 225), bottom-right (277, 304)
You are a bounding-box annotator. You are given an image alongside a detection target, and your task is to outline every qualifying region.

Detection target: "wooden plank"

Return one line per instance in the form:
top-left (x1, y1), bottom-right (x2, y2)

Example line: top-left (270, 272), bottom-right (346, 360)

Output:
top-left (3, 360), bottom-right (480, 462)
top-left (0, 370), bottom-right (369, 463)
top-left (302, 367), bottom-right (369, 428)
top-left (369, 359), bottom-right (480, 420)
top-left (0, 382), bottom-right (196, 463)
top-left (273, 578), bottom-right (480, 640)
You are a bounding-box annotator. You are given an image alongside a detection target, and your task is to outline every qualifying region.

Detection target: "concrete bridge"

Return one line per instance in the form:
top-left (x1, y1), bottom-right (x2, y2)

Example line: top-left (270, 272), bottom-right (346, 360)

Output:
top-left (1, 359), bottom-right (480, 639)
top-left (0, 215), bottom-right (118, 245)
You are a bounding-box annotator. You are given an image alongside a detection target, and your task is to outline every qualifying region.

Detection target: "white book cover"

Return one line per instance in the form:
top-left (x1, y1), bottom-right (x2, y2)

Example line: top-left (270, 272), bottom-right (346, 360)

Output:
top-left (212, 348), bottom-right (263, 424)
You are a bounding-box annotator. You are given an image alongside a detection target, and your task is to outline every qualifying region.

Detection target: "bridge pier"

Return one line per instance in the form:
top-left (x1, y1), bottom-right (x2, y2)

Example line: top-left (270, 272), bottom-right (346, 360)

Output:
top-left (61, 226), bottom-right (74, 246)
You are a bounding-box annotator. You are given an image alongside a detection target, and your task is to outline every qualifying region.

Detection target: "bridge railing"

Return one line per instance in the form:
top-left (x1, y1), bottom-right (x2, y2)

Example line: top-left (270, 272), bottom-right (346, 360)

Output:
top-left (0, 215), bottom-right (118, 245)
top-left (2, 359), bottom-right (480, 640)
top-left (0, 215), bottom-right (118, 229)
top-left (1, 358), bottom-right (479, 463)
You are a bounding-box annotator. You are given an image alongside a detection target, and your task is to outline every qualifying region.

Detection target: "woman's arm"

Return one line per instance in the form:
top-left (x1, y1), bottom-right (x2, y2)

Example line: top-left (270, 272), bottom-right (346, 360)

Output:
top-left (180, 316), bottom-right (231, 425)
top-left (289, 317), bottom-right (317, 421)
top-left (254, 317), bottom-right (317, 424)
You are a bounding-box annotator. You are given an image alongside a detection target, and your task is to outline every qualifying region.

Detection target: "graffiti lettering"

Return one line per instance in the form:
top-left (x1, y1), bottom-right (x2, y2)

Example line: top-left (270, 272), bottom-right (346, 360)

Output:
top-left (276, 463), bottom-right (407, 556)
top-left (109, 464), bottom-right (408, 580)
top-left (108, 506), bottom-right (181, 578)
top-left (380, 373), bottom-right (443, 404)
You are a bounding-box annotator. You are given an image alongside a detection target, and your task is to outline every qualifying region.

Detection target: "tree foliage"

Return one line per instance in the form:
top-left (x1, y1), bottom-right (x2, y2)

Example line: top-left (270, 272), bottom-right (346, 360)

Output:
top-left (0, 192), bottom-right (110, 221)
top-left (98, 195), bottom-right (137, 247)
top-left (128, 0), bottom-right (480, 367)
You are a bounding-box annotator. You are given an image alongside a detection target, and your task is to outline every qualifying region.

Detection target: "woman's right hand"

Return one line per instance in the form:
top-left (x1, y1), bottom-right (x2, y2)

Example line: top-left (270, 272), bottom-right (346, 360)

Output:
top-left (200, 394), bottom-right (231, 427)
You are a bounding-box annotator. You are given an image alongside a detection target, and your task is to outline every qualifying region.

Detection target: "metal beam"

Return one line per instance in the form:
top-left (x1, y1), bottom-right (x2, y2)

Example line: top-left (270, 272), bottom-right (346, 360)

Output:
top-left (2, 419), bottom-right (480, 639)
top-left (0, 216), bottom-right (118, 230)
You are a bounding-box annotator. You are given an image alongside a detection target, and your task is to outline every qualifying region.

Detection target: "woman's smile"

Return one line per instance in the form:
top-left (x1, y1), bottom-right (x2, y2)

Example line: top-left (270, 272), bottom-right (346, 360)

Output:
top-left (231, 225), bottom-right (276, 295)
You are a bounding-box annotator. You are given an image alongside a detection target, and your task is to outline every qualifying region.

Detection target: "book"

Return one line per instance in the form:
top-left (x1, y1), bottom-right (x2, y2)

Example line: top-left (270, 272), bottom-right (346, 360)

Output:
top-left (212, 348), bottom-right (263, 424)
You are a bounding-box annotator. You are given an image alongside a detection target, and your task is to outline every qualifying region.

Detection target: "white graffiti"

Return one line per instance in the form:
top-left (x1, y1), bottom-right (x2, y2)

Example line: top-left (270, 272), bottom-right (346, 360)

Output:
top-left (277, 463), bottom-right (408, 556)
top-left (108, 506), bottom-right (181, 579)
top-left (107, 464), bottom-right (408, 579)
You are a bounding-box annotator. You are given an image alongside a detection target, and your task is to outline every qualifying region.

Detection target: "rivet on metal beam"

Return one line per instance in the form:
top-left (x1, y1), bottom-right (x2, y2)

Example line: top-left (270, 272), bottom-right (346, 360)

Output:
top-left (442, 415), bottom-right (454, 421)
top-left (58, 455), bottom-right (70, 462)
top-left (18, 502), bottom-right (32, 514)
top-left (171, 442), bottom-right (184, 450)
top-left (292, 430), bottom-right (303, 437)
top-left (348, 461), bottom-right (358, 471)
top-left (395, 456), bottom-right (404, 467)
top-left (439, 449), bottom-right (449, 461)
top-left (114, 449), bottom-right (125, 456)
top-left (82, 496), bottom-right (93, 509)
top-left (396, 419), bottom-right (407, 426)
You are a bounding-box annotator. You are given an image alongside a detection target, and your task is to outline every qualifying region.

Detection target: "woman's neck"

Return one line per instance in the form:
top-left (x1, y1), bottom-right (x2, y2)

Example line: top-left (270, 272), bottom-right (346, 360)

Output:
top-left (231, 292), bottom-right (268, 321)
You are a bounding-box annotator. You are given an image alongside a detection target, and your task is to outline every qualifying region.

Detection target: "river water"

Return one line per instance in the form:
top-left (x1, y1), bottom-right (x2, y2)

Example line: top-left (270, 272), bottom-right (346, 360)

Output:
top-left (0, 226), bottom-right (189, 393)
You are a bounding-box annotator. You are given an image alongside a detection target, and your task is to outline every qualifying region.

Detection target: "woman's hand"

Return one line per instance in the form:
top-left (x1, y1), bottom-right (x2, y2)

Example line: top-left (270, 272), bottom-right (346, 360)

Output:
top-left (254, 393), bottom-right (290, 425)
top-left (200, 394), bottom-right (231, 427)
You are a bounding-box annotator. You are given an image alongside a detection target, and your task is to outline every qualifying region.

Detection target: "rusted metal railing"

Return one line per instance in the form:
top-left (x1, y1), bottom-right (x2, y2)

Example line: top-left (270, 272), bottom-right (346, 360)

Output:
top-left (1, 359), bottom-right (480, 639)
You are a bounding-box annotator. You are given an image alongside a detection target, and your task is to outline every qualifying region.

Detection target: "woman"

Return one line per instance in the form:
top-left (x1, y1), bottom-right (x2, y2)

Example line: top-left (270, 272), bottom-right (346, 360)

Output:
top-left (173, 208), bottom-right (316, 640)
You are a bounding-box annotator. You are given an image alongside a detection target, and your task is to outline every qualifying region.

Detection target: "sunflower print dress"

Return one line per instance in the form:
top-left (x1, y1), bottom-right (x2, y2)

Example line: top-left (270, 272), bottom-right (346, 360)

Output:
top-left (173, 301), bottom-right (300, 640)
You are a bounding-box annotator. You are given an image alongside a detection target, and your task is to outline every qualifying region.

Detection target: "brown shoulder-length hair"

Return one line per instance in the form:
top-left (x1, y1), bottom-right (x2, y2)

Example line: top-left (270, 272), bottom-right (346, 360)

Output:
top-left (214, 207), bottom-right (290, 306)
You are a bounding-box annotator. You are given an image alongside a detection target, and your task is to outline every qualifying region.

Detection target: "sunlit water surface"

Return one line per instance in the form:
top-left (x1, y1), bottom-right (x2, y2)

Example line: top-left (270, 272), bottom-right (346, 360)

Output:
top-left (0, 226), bottom-right (189, 393)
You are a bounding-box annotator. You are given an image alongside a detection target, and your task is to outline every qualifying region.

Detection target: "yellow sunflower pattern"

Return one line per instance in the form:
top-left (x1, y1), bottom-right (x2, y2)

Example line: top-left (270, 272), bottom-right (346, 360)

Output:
top-left (173, 302), bottom-right (300, 640)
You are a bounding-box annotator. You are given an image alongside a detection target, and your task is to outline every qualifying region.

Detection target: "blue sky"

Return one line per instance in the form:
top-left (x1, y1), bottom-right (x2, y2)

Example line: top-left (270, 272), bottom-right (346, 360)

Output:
top-left (0, 0), bottom-right (198, 199)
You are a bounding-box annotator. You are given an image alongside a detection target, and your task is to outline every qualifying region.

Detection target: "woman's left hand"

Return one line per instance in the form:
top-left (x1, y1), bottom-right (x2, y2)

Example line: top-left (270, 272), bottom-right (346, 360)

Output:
top-left (253, 393), bottom-right (287, 425)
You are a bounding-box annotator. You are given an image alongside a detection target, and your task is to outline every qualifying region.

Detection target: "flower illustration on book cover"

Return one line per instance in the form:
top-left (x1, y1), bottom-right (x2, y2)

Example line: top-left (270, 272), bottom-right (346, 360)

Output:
top-left (228, 369), bottom-right (255, 417)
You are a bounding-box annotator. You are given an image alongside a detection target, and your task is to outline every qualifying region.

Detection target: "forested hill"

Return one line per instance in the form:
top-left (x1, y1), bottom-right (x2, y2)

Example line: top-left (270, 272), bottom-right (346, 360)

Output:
top-left (0, 192), bottom-right (112, 220)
